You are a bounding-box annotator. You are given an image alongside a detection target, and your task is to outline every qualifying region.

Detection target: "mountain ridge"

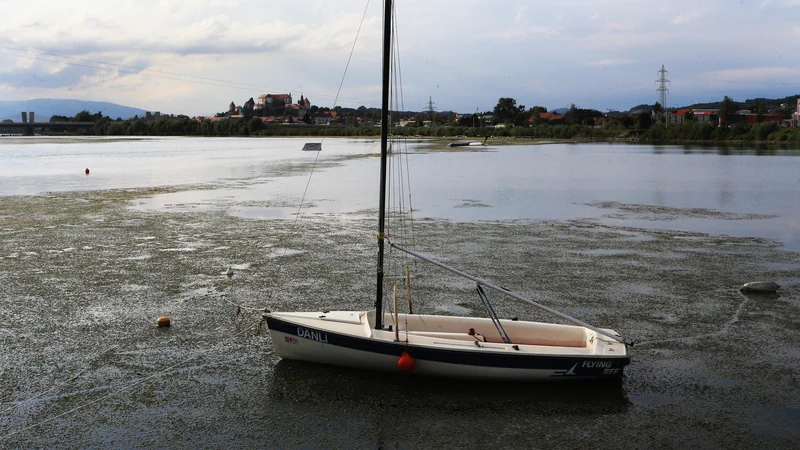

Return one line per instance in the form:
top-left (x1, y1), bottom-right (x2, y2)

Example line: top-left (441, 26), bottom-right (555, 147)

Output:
top-left (0, 99), bottom-right (148, 122)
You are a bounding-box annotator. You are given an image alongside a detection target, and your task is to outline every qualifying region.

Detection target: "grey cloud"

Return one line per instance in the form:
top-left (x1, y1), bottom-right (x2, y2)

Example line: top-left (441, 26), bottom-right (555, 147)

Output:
top-left (0, 54), bottom-right (149, 89)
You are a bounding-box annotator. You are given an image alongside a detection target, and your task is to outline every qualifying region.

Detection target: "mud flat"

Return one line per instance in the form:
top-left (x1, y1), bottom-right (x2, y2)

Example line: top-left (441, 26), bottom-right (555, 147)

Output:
top-left (1, 187), bottom-right (799, 447)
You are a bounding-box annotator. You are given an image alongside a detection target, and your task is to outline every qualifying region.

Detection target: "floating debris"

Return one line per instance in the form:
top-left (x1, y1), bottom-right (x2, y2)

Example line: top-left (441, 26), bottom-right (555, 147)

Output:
top-left (226, 266), bottom-right (234, 278)
top-left (740, 281), bottom-right (781, 293)
top-left (156, 316), bottom-right (171, 327)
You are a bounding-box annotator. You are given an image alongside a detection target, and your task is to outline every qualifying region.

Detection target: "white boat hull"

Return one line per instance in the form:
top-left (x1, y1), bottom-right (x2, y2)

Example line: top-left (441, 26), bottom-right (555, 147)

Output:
top-left (266, 310), bottom-right (630, 381)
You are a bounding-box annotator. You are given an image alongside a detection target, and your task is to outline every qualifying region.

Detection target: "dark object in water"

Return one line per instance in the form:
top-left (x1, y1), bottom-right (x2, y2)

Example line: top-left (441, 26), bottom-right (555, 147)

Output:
top-left (302, 143), bottom-right (322, 151)
top-left (85, 168), bottom-right (90, 175)
top-left (448, 136), bottom-right (488, 147)
top-left (156, 316), bottom-right (171, 327)
top-left (740, 281), bottom-right (780, 293)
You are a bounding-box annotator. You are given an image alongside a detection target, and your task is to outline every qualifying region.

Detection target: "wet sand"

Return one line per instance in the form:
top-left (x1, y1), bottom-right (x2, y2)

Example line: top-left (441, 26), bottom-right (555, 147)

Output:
top-left (1, 187), bottom-right (799, 447)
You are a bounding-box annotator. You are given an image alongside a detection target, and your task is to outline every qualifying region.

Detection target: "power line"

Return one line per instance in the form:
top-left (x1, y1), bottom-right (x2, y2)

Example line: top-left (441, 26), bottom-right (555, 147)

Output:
top-left (0, 44), bottom-right (268, 90)
top-left (0, 45), bottom-right (381, 108)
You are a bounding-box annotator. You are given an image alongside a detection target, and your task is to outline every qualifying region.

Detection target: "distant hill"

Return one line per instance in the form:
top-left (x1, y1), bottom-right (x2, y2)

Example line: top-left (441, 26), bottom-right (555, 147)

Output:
top-left (552, 108), bottom-right (569, 114)
top-left (625, 94), bottom-right (800, 113)
top-left (682, 94), bottom-right (799, 112)
top-left (628, 104), bottom-right (653, 114)
top-left (0, 99), bottom-right (148, 122)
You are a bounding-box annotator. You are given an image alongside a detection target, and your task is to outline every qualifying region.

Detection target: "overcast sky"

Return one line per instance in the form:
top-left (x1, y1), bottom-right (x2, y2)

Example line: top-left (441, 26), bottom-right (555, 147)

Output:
top-left (2, 0), bottom-right (799, 115)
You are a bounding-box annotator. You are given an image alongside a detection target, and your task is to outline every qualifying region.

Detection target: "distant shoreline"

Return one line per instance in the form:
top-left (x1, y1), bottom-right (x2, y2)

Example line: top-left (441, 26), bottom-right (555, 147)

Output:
top-left (6, 133), bottom-right (799, 148)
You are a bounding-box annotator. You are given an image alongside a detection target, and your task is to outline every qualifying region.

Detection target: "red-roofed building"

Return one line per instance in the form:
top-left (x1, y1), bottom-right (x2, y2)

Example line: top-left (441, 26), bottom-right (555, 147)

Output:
top-left (256, 93), bottom-right (293, 109)
top-left (668, 109), bottom-right (718, 125)
top-left (530, 112), bottom-right (564, 124)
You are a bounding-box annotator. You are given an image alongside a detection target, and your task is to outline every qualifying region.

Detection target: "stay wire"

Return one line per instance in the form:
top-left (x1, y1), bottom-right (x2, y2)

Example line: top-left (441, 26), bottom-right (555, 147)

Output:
top-left (385, 1), bottom-right (415, 319)
top-left (385, 1), bottom-right (404, 311)
top-left (265, 0), bottom-right (372, 304)
top-left (392, 6), bottom-right (415, 254)
top-left (394, 6), bottom-right (415, 275)
top-left (386, 3), bottom-right (402, 293)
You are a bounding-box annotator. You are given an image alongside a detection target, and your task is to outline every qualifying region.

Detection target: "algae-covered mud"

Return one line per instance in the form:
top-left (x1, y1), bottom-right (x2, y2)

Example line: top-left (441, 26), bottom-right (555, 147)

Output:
top-left (1, 187), bottom-right (798, 448)
top-left (1, 138), bottom-right (799, 447)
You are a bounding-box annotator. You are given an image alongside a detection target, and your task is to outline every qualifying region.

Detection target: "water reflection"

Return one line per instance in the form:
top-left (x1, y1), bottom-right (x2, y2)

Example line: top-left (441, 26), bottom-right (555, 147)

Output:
top-left (675, 143), bottom-right (800, 155)
top-left (268, 360), bottom-right (630, 416)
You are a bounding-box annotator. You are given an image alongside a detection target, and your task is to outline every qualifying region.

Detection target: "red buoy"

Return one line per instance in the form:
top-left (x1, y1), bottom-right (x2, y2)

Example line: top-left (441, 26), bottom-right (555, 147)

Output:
top-left (397, 351), bottom-right (415, 372)
top-left (85, 168), bottom-right (90, 175)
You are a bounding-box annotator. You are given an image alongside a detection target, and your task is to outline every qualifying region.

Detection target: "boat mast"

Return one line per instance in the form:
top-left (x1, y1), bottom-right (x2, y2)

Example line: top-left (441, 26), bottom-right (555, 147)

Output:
top-left (375, 0), bottom-right (392, 330)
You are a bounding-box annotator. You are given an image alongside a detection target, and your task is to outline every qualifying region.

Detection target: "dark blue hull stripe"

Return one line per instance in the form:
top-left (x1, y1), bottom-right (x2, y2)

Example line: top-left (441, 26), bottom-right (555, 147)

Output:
top-left (267, 317), bottom-right (630, 375)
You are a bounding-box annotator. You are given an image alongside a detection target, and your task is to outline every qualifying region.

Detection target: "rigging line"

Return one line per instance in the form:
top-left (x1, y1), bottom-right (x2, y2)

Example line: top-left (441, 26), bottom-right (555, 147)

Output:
top-left (391, 5), bottom-right (416, 255)
top-left (476, 284), bottom-right (511, 344)
top-left (266, 0), bottom-right (371, 301)
top-left (0, 49), bottom-right (379, 107)
top-left (388, 16), bottom-right (408, 279)
top-left (218, 291), bottom-right (264, 314)
top-left (0, 372), bottom-right (84, 415)
top-left (0, 321), bottom-right (261, 441)
top-left (387, 3), bottom-right (409, 300)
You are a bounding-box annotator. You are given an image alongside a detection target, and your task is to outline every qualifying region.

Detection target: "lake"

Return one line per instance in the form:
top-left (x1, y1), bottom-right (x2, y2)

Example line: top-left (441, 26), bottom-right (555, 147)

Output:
top-left (2, 136), bottom-right (799, 250)
top-left (1, 136), bottom-right (798, 448)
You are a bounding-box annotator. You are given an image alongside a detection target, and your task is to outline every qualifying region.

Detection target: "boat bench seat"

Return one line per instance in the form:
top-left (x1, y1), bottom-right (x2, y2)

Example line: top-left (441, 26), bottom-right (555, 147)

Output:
top-left (404, 331), bottom-right (478, 341)
top-left (403, 330), bottom-right (586, 348)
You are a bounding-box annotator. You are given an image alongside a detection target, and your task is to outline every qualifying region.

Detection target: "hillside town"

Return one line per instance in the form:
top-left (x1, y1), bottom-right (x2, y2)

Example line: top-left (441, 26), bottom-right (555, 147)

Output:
top-left (198, 93), bottom-right (800, 130)
top-left (4, 93), bottom-right (799, 142)
top-left (196, 93), bottom-right (341, 126)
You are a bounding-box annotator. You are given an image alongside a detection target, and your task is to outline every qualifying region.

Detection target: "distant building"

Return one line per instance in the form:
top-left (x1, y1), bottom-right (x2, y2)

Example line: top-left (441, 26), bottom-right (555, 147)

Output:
top-left (256, 93), bottom-right (293, 109)
top-left (667, 108), bottom-right (783, 126)
top-left (667, 109), bottom-right (718, 125)
top-left (794, 100), bottom-right (800, 127)
top-left (284, 101), bottom-right (307, 117)
top-left (313, 111), bottom-right (332, 125)
top-left (531, 112), bottom-right (565, 124)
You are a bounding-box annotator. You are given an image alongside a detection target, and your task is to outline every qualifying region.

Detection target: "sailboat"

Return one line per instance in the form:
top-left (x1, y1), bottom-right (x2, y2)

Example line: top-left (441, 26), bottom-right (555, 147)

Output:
top-left (264, 0), bottom-right (631, 380)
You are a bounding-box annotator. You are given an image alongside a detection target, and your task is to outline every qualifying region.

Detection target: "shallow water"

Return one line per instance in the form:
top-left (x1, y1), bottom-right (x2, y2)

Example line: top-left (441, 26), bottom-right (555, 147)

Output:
top-left (1, 137), bottom-right (799, 447)
top-left (3, 137), bottom-right (798, 249)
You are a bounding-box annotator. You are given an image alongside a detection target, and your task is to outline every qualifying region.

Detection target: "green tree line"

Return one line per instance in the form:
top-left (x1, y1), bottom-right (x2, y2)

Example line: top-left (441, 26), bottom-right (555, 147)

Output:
top-left (50, 100), bottom-right (800, 143)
